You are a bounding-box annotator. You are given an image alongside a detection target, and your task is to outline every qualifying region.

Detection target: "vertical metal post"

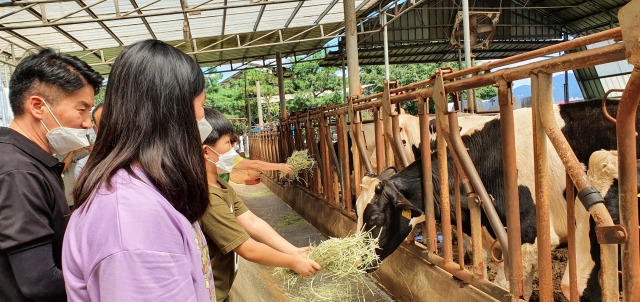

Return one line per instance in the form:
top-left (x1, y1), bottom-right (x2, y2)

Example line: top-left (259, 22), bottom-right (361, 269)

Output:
top-left (531, 72), bottom-right (553, 302)
top-left (563, 33), bottom-right (569, 103)
top-left (245, 73), bottom-right (251, 132)
top-left (381, 12), bottom-right (390, 81)
top-left (337, 114), bottom-right (352, 212)
top-left (373, 107), bottom-right (385, 174)
top-left (565, 174), bottom-right (578, 301)
top-left (256, 81), bottom-right (264, 129)
top-left (381, 81), bottom-right (395, 168)
top-left (343, 0), bottom-right (360, 98)
top-left (349, 105), bottom-right (363, 196)
top-left (340, 44), bottom-right (347, 102)
top-left (462, 0), bottom-right (474, 112)
top-left (418, 97), bottom-right (437, 255)
top-left (616, 67), bottom-right (640, 302)
top-left (498, 79), bottom-right (524, 300)
top-left (454, 167), bottom-right (465, 269)
top-left (276, 52), bottom-right (287, 119)
top-left (435, 105), bottom-right (452, 265)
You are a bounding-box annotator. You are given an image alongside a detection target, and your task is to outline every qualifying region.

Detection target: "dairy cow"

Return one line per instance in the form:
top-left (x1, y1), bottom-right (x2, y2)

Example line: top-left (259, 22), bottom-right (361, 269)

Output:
top-left (338, 113), bottom-right (496, 172)
top-left (562, 150), bottom-right (640, 301)
top-left (355, 100), bottom-right (640, 299)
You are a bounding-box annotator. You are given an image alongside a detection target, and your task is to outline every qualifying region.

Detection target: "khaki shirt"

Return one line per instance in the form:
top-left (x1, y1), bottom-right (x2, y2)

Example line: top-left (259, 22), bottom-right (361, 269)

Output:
top-left (199, 177), bottom-right (250, 302)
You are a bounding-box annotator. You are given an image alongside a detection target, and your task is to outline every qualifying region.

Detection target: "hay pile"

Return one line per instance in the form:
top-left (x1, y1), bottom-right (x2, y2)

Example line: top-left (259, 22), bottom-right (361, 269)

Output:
top-left (273, 231), bottom-right (380, 301)
top-left (280, 149), bottom-right (316, 181)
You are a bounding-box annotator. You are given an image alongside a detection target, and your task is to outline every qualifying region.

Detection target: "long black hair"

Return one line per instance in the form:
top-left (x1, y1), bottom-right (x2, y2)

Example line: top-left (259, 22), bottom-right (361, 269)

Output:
top-left (73, 39), bottom-right (209, 223)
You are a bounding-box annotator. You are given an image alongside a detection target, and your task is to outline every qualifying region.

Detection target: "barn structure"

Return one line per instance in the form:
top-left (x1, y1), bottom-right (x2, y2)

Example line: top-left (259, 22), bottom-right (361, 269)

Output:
top-left (0, 0), bottom-right (637, 301)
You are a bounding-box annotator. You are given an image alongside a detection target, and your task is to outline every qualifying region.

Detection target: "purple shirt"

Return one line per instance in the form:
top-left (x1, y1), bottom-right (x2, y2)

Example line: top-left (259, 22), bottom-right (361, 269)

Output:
top-left (62, 167), bottom-right (215, 302)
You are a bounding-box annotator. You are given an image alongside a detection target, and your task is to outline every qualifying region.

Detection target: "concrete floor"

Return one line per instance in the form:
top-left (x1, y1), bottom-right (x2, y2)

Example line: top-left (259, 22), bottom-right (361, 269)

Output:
top-left (227, 182), bottom-right (395, 302)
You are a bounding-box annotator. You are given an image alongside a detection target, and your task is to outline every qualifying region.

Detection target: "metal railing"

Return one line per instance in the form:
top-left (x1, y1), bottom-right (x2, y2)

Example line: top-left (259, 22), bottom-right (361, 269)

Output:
top-left (249, 4), bottom-right (640, 300)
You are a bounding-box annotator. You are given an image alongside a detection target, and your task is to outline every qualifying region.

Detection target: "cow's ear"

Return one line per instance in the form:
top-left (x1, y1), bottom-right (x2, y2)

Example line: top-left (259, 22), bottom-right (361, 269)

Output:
top-left (394, 195), bottom-right (423, 218)
top-left (379, 167), bottom-right (397, 180)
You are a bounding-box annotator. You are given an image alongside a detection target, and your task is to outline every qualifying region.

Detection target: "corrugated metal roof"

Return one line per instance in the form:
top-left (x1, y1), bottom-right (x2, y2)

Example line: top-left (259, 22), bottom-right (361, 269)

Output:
top-left (0, 0), bottom-right (379, 77)
top-left (322, 0), bottom-right (628, 68)
top-left (0, 0), bottom-right (631, 101)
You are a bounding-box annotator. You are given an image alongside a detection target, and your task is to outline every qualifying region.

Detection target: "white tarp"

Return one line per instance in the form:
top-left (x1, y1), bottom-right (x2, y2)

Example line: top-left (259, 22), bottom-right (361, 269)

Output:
top-left (0, 74), bottom-right (12, 127)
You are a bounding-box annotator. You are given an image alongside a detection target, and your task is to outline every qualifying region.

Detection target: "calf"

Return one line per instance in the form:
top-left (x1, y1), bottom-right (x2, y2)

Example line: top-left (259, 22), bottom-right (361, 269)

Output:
top-left (355, 100), bottom-right (639, 300)
top-left (562, 150), bottom-right (640, 301)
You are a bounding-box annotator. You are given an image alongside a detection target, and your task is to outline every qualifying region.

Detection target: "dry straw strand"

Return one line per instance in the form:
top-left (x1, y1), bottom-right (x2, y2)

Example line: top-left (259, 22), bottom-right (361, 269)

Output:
top-left (280, 149), bottom-right (316, 181)
top-left (273, 231), bottom-right (380, 301)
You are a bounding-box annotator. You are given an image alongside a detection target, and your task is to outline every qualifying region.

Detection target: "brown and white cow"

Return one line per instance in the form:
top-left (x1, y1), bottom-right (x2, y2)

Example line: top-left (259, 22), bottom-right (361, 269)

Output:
top-left (355, 100), bottom-right (640, 300)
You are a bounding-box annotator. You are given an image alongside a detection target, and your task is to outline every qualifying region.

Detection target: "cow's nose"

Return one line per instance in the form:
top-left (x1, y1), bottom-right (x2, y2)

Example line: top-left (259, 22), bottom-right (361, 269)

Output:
top-left (363, 259), bottom-right (382, 273)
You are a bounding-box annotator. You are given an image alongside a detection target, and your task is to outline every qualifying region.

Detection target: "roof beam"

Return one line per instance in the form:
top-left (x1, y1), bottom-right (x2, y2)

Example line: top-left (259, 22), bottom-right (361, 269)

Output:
top-left (562, 2), bottom-right (627, 34)
top-left (0, 3), bottom-right (37, 21)
top-left (219, 0), bottom-right (227, 61)
top-left (25, 7), bottom-right (91, 51)
top-left (0, 0), bottom-right (308, 31)
top-left (195, 46), bottom-right (331, 68)
top-left (314, 0), bottom-right (339, 25)
top-left (510, 0), bottom-right (566, 28)
top-left (242, 4), bottom-right (267, 61)
top-left (253, 4), bottom-right (265, 32)
top-left (185, 27), bottom-right (376, 56)
top-left (0, 0), bottom-right (77, 7)
top-left (284, 1), bottom-right (303, 28)
top-left (75, 0), bottom-right (124, 45)
top-left (49, 0), bottom-right (105, 23)
top-left (129, 0), bottom-right (157, 39)
top-left (220, 0), bottom-right (227, 36)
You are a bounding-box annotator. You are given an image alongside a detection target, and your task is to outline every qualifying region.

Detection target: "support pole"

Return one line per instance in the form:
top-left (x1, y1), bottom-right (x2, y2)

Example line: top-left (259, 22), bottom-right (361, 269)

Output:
top-left (245, 73), bottom-right (251, 132)
top-left (343, 0), bottom-right (360, 98)
top-left (340, 44), bottom-right (347, 102)
top-left (462, 0), bottom-right (474, 112)
top-left (276, 52), bottom-right (287, 118)
top-left (256, 80), bottom-right (264, 129)
top-left (382, 12), bottom-right (390, 80)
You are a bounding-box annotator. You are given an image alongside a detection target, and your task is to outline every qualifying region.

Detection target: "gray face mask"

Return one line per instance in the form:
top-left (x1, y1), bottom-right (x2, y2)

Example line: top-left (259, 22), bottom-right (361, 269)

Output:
top-left (41, 101), bottom-right (89, 154)
top-left (198, 118), bottom-right (213, 143)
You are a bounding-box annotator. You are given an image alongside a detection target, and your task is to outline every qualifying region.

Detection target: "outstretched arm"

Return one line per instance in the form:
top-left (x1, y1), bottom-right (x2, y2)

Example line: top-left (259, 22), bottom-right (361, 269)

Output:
top-left (234, 238), bottom-right (320, 277)
top-left (236, 210), bottom-right (309, 255)
top-left (234, 159), bottom-right (293, 174)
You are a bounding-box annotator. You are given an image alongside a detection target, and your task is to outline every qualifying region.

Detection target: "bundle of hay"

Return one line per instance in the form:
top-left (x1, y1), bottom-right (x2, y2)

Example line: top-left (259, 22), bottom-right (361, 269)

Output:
top-left (280, 149), bottom-right (316, 181)
top-left (273, 231), bottom-right (380, 301)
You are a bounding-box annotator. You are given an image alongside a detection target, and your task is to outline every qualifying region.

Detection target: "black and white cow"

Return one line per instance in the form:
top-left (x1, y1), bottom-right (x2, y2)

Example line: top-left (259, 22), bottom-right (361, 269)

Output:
top-left (562, 150), bottom-right (640, 301)
top-left (355, 100), bottom-right (640, 299)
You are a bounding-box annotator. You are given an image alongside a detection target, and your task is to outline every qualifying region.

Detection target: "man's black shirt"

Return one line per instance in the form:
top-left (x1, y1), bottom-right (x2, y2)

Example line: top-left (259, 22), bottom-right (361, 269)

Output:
top-left (0, 127), bottom-right (69, 301)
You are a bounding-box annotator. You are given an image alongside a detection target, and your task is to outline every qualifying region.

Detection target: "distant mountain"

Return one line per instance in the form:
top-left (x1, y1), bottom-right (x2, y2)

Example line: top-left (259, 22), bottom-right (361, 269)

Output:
top-left (512, 74), bottom-right (583, 102)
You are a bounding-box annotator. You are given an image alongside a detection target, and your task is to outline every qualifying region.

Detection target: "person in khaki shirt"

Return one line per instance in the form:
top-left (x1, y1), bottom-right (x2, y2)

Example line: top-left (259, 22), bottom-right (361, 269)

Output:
top-left (199, 108), bottom-right (321, 302)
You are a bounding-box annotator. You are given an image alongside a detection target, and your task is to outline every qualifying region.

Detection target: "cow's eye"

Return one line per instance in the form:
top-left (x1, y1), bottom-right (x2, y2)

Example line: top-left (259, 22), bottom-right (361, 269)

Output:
top-left (369, 214), bottom-right (384, 225)
top-left (375, 183), bottom-right (383, 194)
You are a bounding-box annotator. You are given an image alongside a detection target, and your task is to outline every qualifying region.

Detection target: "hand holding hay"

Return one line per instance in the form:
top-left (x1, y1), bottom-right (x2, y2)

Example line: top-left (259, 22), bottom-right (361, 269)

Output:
top-left (273, 231), bottom-right (380, 301)
top-left (279, 150), bottom-right (316, 181)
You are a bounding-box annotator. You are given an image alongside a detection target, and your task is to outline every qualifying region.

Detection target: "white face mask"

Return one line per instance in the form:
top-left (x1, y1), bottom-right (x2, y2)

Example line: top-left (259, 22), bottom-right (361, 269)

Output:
top-left (198, 118), bottom-right (213, 143)
top-left (41, 101), bottom-right (90, 155)
top-left (207, 146), bottom-right (238, 174)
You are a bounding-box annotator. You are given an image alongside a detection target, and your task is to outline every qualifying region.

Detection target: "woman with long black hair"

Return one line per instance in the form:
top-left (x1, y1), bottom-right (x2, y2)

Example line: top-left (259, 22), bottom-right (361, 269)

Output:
top-left (63, 40), bottom-right (215, 301)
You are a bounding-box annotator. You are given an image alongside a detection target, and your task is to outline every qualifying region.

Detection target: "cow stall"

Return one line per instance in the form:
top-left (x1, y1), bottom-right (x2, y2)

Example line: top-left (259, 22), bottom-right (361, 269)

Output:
top-left (249, 4), bottom-right (640, 301)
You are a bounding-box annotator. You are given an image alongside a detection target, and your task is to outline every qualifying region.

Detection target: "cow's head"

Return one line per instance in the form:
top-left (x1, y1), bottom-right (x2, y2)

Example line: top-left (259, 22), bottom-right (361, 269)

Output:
top-left (355, 167), bottom-right (423, 271)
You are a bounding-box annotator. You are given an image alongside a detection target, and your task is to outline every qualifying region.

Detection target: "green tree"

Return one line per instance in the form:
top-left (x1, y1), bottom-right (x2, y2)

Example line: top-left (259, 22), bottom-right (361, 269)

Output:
top-left (475, 85), bottom-right (498, 100)
top-left (94, 87), bottom-right (105, 105)
top-left (285, 52), bottom-right (343, 114)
